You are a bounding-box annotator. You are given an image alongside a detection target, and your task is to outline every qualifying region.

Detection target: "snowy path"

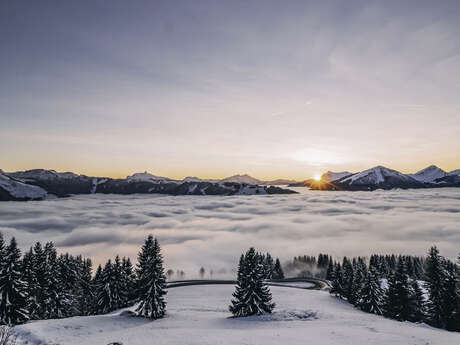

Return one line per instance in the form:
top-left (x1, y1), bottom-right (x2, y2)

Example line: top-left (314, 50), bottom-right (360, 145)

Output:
top-left (14, 285), bottom-right (458, 345)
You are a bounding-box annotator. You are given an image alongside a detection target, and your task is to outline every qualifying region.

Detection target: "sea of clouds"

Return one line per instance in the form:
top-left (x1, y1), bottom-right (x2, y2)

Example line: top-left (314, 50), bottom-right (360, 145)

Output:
top-left (0, 188), bottom-right (459, 278)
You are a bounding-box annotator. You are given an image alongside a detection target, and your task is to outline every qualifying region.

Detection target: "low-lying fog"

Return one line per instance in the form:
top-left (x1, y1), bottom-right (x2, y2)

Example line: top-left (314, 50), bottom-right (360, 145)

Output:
top-left (1, 188), bottom-right (459, 277)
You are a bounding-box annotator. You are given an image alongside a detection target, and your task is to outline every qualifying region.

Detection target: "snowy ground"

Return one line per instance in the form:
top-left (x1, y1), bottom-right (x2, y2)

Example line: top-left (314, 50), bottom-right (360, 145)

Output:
top-left (14, 285), bottom-right (459, 345)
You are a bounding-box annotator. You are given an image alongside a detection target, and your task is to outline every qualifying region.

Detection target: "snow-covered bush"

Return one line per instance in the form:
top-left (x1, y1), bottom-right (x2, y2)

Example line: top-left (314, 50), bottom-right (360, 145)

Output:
top-left (0, 326), bottom-right (16, 345)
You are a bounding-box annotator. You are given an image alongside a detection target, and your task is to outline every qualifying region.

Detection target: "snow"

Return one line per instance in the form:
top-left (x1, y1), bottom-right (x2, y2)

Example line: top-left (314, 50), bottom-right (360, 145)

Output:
top-left (409, 165), bottom-right (447, 183)
top-left (13, 285), bottom-right (458, 345)
top-left (220, 174), bottom-right (262, 185)
top-left (341, 166), bottom-right (416, 185)
top-left (0, 173), bottom-right (47, 199)
top-left (448, 169), bottom-right (460, 176)
top-left (126, 172), bottom-right (176, 184)
top-left (8, 169), bottom-right (78, 181)
top-left (91, 178), bottom-right (108, 193)
top-left (321, 171), bottom-right (352, 182)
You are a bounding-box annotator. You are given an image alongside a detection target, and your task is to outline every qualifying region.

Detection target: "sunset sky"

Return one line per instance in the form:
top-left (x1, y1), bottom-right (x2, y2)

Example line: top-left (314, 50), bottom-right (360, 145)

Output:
top-left (1, 0), bottom-right (460, 180)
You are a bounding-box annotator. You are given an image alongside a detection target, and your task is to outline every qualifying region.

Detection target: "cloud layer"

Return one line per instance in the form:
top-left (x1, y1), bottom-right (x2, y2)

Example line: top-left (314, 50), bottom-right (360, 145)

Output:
top-left (1, 188), bottom-right (459, 277)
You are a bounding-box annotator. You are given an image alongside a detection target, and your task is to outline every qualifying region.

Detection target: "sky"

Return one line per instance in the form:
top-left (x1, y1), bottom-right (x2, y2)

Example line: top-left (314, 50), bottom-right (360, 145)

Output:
top-left (1, 189), bottom-right (459, 273)
top-left (1, 0), bottom-right (460, 180)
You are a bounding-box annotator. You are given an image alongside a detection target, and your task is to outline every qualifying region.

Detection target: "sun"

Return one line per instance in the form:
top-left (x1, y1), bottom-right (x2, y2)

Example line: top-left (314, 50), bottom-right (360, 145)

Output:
top-left (314, 174), bottom-right (322, 181)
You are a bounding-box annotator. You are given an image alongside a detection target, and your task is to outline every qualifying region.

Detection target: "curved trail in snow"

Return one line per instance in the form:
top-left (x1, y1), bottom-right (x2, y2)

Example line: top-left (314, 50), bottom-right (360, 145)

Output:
top-left (167, 277), bottom-right (330, 290)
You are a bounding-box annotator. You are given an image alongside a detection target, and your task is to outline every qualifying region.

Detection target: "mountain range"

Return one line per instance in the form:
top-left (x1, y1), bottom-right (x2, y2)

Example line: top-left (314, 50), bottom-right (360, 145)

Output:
top-left (0, 169), bottom-right (297, 201)
top-left (1, 164), bottom-right (459, 201)
top-left (302, 165), bottom-right (460, 191)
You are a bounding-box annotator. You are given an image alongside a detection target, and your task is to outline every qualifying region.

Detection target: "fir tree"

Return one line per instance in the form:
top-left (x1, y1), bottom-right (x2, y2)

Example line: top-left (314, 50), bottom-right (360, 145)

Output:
top-left (135, 236), bottom-right (167, 319)
top-left (356, 267), bottom-right (383, 315)
top-left (408, 279), bottom-right (426, 323)
top-left (229, 247), bottom-right (275, 317)
top-left (342, 257), bottom-right (354, 301)
top-left (44, 242), bottom-right (72, 319)
top-left (441, 261), bottom-right (460, 331)
top-left (96, 259), bottom-right (117, 314)
top-left (330, 263), bottom-right (344, 298)
top-left (77, 258), bottom-right (93, 315)
top-left (351, 258), bottom-right (367, 305)
top-left (122, 257), bottom-right (136, 305)
top-left (0, 237), bottom-right (29, 325)
top-left (425, 246), bottom-right (445, 328)
top-left (272, 258), bottom-right (284, 279)
top-left (326, 260), bottom-right (335, 281)
top-left (383, 259), bottom-right (412, 321)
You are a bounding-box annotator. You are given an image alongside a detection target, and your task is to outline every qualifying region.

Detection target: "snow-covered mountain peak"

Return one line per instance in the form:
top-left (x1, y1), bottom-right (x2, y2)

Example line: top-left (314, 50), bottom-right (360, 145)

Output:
top-left (0, 170), bottom-right (48, 200)
top-left (8, 169), bottom-right (79, 181)
top-left (220, 174), bottom-right (261, 185)
top-left (342, 165), bottom-right (415, 185)
top-left (126, 171), bottom-right (174, 183)
top-left (321, 171), bottom-right (352, 182)
top-left (410, 165), bottom-right (446, 183)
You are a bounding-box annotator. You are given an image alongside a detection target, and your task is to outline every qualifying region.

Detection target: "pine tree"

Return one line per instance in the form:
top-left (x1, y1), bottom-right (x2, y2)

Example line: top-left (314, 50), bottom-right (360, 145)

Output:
top-left (111, 255), bottom-right (126, 310)
top-left (272, 258), bottom-right (284, 279)
top-left (326, 260), bottom-right (334, 281)
top-left (351, 258), bottom-right (367, 305)
top-left (425, 246), bottom-right (445, 328)
top-left (122, 257), bottom-right (136, 306)
top-left (408, 279), bottom-right (426, 323)
top-left (356, 267), bottom-right (383, 315)
top-left (441, 261), bottom-right (460, 331)
top-left (77, 258), bottom-right (93, 315)
top-left (383, 259), bottom-right (412, 321)
top-left (229, 248), bottom-right (275, 317)
top-left (135, 236), bottom-right (167, 319)
top-left (330, 263), bottom-right (344, 298)
top-left (44, 242), bottom-right (72, 319)
top-left (96, 259), bottom-right (116, 314)
top-left (32, 242), bottom-right (48, 319)
top-left (91, 264), bottom-right (103, 314)
top-left (342, 257), bottom-right (354, 302)
top-left (0, 237), bottom-right (29, 325)
top-left (21, 247), bottom-right (40, 319)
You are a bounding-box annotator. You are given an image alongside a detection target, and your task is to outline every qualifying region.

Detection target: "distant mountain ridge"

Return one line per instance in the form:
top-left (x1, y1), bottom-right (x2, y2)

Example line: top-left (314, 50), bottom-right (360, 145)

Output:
top-left (308, 165), bottom-right (460, 191)
top-left (0, 169), bottom-right (297, 201)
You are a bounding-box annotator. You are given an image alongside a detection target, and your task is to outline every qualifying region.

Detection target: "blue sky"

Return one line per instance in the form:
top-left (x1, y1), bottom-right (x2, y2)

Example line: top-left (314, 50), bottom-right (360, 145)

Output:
top-left (1, 0), bottom-right (460, 179)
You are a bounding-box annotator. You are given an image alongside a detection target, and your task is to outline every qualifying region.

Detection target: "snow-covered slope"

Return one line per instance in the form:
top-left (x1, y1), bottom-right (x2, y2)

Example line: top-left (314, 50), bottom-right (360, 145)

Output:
top-left (448, 169), bottom-right (460, 176)
top-left (321, 171), bottom-right (352, 182)
top-left (220, 174), bottom-right (262, 185)
top-left (126, 171), bottom-right (176, 184)
top-left (0, 171), bottom-right (47, 200)
top-left (13, 285), bottom-right (458, 345)
top-left (409, 165), bottom-right (447, 183)
top-left (8, 169), bottom-right (79, 181)
top-left (336, 166), bottom-right (423, 190)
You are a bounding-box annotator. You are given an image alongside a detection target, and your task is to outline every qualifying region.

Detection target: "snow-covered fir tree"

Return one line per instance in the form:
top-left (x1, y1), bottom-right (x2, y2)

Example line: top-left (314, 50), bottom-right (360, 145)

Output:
top-left (356, 267), bottom-right (383, 315)
top-left (342, 257), bottom-right (354, 302)
top-left (272, 258), bottom-right (284, 279)
top-left (330, 263), bottom-right (344, 298)
top-left (122, 257), bottom-right (136, 306)
top-left (229, 247), bottom-right (275, 317)
top-left (383, 259), bottom-right (412, 321)
top-left (96, 259), bottom-right (117, 314)
top-left (44, 242), bottom-right (73, 319)
top-left (351, 258), bottom-right (367, 305)
top-left (0, 237), bottom-right (29, 325)
top-left (441, 261), bottom-right (460, 331)
top-left (408, 279), bottom-right (426, 323)
top-left (135, 236), bottom-right (167, 319)
top-left (425, 246), bottom-right (446, 328)
top-left (326, 260), bottom-right (334, 281)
